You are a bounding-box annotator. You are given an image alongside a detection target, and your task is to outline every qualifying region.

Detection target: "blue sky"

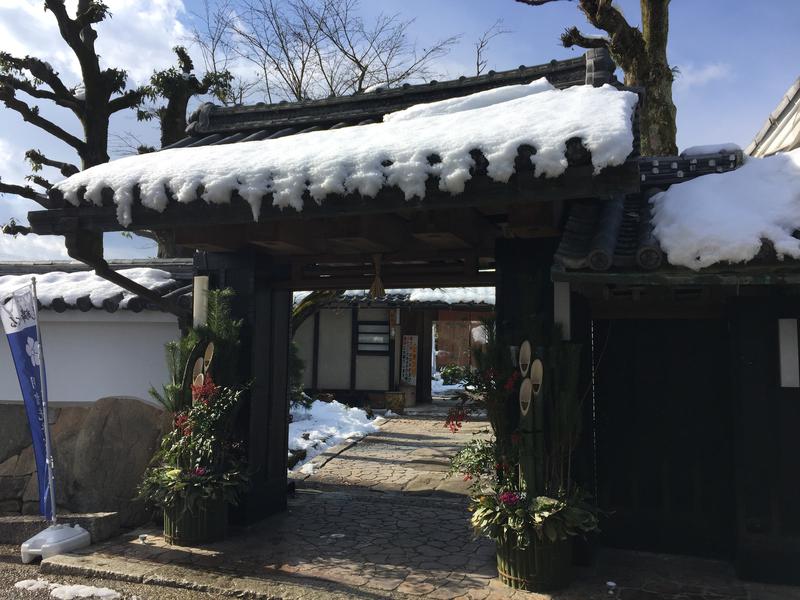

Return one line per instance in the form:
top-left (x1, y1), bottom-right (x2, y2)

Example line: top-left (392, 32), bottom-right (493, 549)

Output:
top-left (0, 0), bottom-right (798, 259)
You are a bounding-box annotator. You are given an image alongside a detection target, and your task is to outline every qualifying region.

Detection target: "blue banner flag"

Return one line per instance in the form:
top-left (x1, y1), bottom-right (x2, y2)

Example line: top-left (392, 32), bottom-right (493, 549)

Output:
top-left (0, 283), bottom-right (55, 521)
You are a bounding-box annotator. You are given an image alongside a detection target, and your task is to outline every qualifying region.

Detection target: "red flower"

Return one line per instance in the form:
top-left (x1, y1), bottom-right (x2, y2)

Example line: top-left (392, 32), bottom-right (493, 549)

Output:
top-left (499, 491), bottom-right (521, 506)
top-left (192, 467), bottom-right (207, 477)
top-left (174, 413), bottom-right (192, 437)
top-left (192, 375), bottom-right (219, 406)
top-left (445, 406), bottom-right (467, 433)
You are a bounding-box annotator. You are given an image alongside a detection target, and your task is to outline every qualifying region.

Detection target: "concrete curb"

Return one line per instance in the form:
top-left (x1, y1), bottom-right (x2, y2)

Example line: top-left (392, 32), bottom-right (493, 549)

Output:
top-left (0, 512), bottom-right (119, 544)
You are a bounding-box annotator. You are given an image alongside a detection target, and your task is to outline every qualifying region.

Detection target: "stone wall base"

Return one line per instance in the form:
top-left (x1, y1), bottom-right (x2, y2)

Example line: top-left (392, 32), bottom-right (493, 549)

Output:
top-left (0, 398), bottom-right (169, 527)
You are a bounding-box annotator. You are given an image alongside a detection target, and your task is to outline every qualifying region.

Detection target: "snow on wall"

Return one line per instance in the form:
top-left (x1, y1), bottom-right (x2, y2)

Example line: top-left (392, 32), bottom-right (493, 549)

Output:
top-left (0, 268), bottom-right (174, 308)
top-left (55, 81), bottom-right (638, 227)
top-left (652, 148), bottom-right (800, 270)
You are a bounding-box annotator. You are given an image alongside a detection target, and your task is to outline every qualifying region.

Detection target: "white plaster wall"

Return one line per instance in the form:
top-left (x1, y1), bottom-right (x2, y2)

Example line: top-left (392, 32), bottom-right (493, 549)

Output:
top-left (0, 310), bottom-right (179, 407)
top-left (355, 355), bottom-right (389, 391)
top-left (317, 309), bottom-right (352, 389)
top-left (293, 316), bottom-right (315, 388)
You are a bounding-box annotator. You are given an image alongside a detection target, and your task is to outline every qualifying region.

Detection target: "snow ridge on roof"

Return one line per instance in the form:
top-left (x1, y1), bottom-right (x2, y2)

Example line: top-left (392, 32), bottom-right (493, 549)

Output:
top-left (334, 287), bottom-right (494, 306)
top-left (55, 81), bottom-right (638, 227)
top-left (0, 268), bottom-right (175, 310)
top-left (652, 148), bottom-right (800, 270)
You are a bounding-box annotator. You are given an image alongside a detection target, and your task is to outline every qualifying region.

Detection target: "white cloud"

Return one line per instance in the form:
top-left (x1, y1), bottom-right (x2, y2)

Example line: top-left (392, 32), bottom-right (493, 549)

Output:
top-left (0, 0), bottom-right (189, 86)
top-left (674, 62), bottom-right (732, 93)
top-left (0, 232), bottom-right (69, 261)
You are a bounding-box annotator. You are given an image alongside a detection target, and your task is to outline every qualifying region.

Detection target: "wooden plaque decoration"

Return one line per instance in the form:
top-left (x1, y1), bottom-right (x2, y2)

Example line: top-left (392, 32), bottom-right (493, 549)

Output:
top-left (192, 357), bottom-right (204, 381)
top-left (519, 377), bottom-right (533, 416)
top-left (203, 342), bottom-right (215, 371)
top-left (530, 359), bottom-right (544, 396)
top-left (518, 340), bottom-right (532, 377)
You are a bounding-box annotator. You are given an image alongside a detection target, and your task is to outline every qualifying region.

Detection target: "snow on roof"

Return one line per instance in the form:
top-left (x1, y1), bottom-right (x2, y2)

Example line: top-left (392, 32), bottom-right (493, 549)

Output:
top-left (0, 268), bottom-right (174, 309)
top-left (651, 148), bottom-right (800, 270)
top-left (680, 143), bottom-right (742, 158)
top-left (55, 80), bottom-right (638, 227)
top-left (293, 287), bottom-right (495, 306)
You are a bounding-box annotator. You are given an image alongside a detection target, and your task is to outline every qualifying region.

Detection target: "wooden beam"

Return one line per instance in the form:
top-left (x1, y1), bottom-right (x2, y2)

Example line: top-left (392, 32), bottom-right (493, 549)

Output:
top-left (507, 203), bottom-right (561, 238)
top-left (31, 161), bottom-right (640, 236)
top-left (552, 265), bottom-right (800, 286)
top-left (174, 224), bottom-right (247, 252)
top-left (325, 214), bottom-right (414, 253)
top-left (410, 209), bottom-right (498, 249)
top-left (288, 272), bottom-right (495, 290)
top-left (246, 221), bottom-right (327, 254)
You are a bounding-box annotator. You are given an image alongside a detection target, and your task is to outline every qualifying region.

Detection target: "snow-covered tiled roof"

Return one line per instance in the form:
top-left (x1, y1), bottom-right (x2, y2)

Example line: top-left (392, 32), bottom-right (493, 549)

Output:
top-left (652, 148), bottom-right (800, 270)
top-left (556, 148), bottom-right (800, 274)
top-left (293, 287), bottom-right (495, 308)
top-left (0, 260), bottom-right (192, 312)
top-left (54, 81), bottom-right (638, 227)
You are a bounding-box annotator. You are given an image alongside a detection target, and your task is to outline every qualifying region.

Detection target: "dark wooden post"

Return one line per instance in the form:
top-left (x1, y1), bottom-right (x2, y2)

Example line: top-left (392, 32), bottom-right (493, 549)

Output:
top-left (417, 309), bottom-right (434, 404)
top-left (195, 250), bottom-right (291, 523)
top-left (494, 238), bottom-right (558, 483)
top-left (494, 238), bottom-right (558, 347)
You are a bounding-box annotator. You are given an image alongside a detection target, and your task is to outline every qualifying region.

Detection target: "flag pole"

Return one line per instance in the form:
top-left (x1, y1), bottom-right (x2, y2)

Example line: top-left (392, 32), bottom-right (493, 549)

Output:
top-left (31, 277), bottom-right (57, 525)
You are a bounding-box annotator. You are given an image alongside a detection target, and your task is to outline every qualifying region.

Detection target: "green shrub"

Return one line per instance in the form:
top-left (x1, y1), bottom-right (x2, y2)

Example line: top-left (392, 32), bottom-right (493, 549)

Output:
top-left (440, 363), bottom-right (468, 385)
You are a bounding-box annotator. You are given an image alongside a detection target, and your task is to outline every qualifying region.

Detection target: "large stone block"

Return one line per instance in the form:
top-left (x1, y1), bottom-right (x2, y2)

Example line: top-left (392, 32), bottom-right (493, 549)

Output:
top-left (0, 476), bottom-right (29, 500)
top-left (0, 398), bottom-right (168, 527)
top-left (61, 398), bottom-right (169, 526)
top-left (0, 404), bottom-right (34, 464)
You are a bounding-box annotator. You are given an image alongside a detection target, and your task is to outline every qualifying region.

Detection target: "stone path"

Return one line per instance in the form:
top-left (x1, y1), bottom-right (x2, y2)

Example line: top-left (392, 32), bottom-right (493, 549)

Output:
top-left (36, 409), bottom-right (800, 600)
top-left (291, 412), bottom-right (490, 496)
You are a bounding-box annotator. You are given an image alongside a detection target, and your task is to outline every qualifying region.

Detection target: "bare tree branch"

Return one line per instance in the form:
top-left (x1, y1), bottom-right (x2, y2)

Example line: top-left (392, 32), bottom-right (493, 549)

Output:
top-left (514, 0), bottom-right (563, 5)
top-left (0, 180), bottom-right (53, 208)
top-left (0, 86), bottom-right (86, 152)
top-left (27, 174), bottom-right (54, 190)
top-left (107, 88), bottom-right (149, 114)
top-left (25, 150), bottom-right (80, 177)
top-left (475, 19), bottom-right (511, 75)
top-left (560, 25), bottom-right (608, 49)
top-left (0, 53), bottom-right (79, 109)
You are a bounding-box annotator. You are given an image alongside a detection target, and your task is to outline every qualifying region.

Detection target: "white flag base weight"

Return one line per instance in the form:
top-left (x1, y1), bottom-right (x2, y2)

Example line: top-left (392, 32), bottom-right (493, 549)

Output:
top-left (21, 523), bottom-right (91, 564)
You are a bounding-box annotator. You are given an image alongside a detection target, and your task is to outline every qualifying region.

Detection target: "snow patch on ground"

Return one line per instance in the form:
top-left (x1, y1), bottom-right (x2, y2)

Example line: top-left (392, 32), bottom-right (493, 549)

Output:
top-left (15, 579), bottom-right (120, 599)
top-left (0, 268), bottom-right (174, 308)
top-left (652, 149), bottom-right (800, 270)
top-left (288, 400), bottom-right (382, 471)
top-left (432, 373), bottom-right (464, 396)
top-left (55, 82), bottom-right (638, 227)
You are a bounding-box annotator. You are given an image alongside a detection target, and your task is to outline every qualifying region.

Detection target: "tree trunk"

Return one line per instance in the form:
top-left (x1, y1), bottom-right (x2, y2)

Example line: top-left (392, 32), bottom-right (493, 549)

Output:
top-left (639, 0), bottom-right (677, 156)
top-left (154, 230), bottom-right (194, 259)
top-left (160, 92), bottom-right (193, 148)
top-left (80, 108), bottom-right (110, 168)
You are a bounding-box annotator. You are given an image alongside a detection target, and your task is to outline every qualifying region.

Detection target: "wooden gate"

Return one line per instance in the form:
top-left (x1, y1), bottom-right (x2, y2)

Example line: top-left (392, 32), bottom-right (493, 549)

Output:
top-left (592, 319), bottom-right (736, 558)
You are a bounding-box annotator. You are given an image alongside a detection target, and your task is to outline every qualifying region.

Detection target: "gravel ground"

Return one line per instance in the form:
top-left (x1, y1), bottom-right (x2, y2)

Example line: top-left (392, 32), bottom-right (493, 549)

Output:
top-left (0, 545), bottom-right (218, 600)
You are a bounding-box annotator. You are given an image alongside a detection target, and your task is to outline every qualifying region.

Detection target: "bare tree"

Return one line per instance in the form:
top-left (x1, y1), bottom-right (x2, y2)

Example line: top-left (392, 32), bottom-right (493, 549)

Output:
top-left (516, 0), bottom-right (677, 156)
top-left (190, 0), bottom-right (259, 105)
top-left (475, 19), bottom-right (511, 76)
top-left (304, 0), bottom-right (459, 95)
top-left (195, 0), bottom-right (458, 103)
top-left (0, 1), bottom-right (150, 208)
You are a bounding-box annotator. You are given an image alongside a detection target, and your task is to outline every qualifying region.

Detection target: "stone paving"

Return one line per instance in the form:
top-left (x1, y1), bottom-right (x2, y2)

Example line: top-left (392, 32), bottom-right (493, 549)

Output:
top-left (37, 408), bottom-right (800, 600)
top-left (291, 411), bottom-right (490, 497)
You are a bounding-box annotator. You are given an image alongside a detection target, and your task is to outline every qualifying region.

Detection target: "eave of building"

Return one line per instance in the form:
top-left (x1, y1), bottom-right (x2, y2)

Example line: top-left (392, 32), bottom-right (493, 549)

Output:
top-left (747, 76), bottom-right (800, 157)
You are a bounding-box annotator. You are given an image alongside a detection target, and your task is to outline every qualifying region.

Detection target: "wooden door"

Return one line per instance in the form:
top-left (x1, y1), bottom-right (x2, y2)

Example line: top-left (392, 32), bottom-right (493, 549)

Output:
top-left (592, 319), bottom-right (736, 557)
